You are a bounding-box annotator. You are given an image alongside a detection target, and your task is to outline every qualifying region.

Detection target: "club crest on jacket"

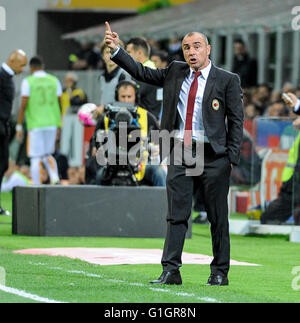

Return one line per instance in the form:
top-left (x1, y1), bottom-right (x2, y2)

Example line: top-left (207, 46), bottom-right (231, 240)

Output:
top-left (212, 99), bottom-right (220, 111)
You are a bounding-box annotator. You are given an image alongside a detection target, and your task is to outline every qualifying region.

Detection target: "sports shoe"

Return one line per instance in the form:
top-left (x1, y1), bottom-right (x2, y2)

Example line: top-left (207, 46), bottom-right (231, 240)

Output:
top-left (0, 206), bottom-right (10, 216)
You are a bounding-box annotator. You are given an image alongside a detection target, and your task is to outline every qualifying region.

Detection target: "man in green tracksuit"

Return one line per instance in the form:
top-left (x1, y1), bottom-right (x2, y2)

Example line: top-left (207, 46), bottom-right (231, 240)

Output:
top-left (16, 56), bottom-right (62, 185)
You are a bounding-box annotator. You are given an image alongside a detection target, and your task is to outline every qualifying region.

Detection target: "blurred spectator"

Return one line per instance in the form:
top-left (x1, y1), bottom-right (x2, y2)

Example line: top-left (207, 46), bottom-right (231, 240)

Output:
top-left (242, 89), bottom-right (252, 107)
top-left (16, 56), bottom-right (61, 185)
top-left (244, 103), bottom-right (260, 120)
top-left (252, 84), bottom-right (271, 113)
top-left (60, 73), bottom-right (88, 168)
top-left (78, 165), bottom-right (86, 184)
top-left (147, 38), bottom-right (161, 52)
top-left (150, 50), bottom-right (169, 68)
top-left (67, 167), bottom-right (80, 184)
top-left (65, 166), bottom-right (86, 185)
top-left (282, 82), bottom-right (295, 94)
top-left (69, 42), bottom-right (102, 70)
top-left (53, 139), bottom-right (69, 182)
top-left (260, 124), bottom-right (300, 225)
top-left (61, 72), bottom-right (87, 116)
top-left (232, 38), bottom-right (257, 88)
top-left (85, 143), bottom-right (99, 185)
top-left (230, 130), bottom-right (262, 186)
top-left (270, 89), bottom-right (281, 103)
top-left (98, 40), bottom-right (130, 106)
top-left (1, 160), bottom-right (31, 192)
top-left (126, 37), bottom-right (162, 119)
top-left (167, 36), bottom-right (184, 62)
top-left (264, 100), bottom-right (286, 117)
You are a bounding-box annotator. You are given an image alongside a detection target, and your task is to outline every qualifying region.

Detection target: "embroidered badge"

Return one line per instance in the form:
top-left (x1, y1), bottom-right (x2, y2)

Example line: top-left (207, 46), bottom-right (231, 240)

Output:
top-left (212, 99), bottom-right (220, 111)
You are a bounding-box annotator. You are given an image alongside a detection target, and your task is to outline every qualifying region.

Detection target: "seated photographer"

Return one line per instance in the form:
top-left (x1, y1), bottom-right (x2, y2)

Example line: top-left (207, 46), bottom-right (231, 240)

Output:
top-left (93, 80), bottom-right (166, 186)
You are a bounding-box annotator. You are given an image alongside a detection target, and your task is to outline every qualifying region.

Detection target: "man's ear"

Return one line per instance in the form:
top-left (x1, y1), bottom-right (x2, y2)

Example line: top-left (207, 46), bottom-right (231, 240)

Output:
top-left (207, 44), bottom-right (211, 57)
top-left (138, 48), bottom-right (144, 59)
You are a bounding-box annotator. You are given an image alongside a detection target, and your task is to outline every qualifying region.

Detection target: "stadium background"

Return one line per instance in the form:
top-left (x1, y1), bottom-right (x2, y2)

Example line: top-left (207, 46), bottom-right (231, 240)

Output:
top-left (0, 0), bottom-right (300, 304)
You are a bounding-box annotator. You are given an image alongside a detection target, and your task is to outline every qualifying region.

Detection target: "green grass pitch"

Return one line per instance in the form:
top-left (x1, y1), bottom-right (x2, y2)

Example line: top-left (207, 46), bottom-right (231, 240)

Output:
top-left (0, 191), bottom-right (300, 303)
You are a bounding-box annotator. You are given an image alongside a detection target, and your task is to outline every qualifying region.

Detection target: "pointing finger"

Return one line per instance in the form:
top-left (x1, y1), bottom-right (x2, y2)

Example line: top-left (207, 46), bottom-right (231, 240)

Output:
top-left (105, 21), bottom-right (112, 33)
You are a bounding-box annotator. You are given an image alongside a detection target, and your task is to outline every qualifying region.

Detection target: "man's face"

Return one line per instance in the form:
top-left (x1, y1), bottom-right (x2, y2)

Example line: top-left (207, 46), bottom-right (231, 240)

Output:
top-left (118, 85), bottom-right (136, 103)
top-left (12, 56), bottom-right (27, 75)
top-left (257, 86), bottom-right (269, 100)
top-left (182, 33), bottom-right (211, 71)
top-left (151, 55), bottom-right (164, 68)
top-left (233, 42), bottom-right (245, 56)
top-left (102, 47), bottom-right (117, 67)
top-left (64, 76), bottom-right (75, 89)
top-left (268, 103), bottom-right (284, 117)
top-left (126, 44), bottom-right (140, 62)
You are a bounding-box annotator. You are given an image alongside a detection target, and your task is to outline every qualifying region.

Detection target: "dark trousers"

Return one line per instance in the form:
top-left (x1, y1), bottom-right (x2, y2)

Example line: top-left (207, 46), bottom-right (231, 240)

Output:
top-left (161, 142), bottom-right (231, 277)
top-left (0, 121), bottom-right (10, 203)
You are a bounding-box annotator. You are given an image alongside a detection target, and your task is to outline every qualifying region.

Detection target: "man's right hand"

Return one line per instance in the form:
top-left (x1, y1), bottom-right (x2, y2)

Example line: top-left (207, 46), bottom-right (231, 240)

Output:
top-left (16, 130), bottom-right (23, 143)
top-left (293, 117), bottom-right (300, 130)
top-left (282, 92), bottom-right (298, 108)
top-left (104, 21), bottom-right (120, 51)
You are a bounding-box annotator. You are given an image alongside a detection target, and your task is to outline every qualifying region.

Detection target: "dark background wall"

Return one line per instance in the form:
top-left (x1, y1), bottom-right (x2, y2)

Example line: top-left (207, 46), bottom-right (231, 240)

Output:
top-left (37, 10), bottom-right (136, 70)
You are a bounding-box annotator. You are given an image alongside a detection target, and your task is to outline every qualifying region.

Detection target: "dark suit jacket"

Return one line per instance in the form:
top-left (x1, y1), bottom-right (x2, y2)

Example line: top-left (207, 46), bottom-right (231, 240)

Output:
top-left (0, 66), bottom-right (15, 121)
top-left (112, 48), bottom-right (244, 165)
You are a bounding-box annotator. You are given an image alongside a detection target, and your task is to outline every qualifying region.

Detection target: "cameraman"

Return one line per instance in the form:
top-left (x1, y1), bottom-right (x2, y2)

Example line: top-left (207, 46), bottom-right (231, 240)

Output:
top-left (89, 80), bottom-right (166, 186)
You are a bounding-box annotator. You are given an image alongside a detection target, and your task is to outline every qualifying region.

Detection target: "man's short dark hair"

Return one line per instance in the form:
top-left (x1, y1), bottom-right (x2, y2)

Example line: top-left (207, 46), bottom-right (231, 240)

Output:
top-left (234, 38), bottom-right (245, 46)
top-left (258, 83), bottom-right (271, 92)
top-left (29, 56), bottom-right (44, 69)
top-left (126, 37), bottom-right (151, 57)
top-left (116, 80), bottom-right (138, 95)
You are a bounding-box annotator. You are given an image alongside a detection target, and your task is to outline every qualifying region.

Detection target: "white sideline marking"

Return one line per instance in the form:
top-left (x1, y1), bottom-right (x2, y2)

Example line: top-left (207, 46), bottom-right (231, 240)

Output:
top-left (0, 284), bottom-right (66, 303)
top-left (29, 262), bottom-right (219, 303)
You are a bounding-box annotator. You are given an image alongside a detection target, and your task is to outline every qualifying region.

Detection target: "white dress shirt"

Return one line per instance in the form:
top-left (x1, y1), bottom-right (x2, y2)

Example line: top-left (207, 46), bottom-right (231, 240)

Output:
top-left (1, 62), bottom-right (15, 76)
top-left (176, 61), bottom-right (212, 142)
top-left (295, 99), bottom-right (300, 113)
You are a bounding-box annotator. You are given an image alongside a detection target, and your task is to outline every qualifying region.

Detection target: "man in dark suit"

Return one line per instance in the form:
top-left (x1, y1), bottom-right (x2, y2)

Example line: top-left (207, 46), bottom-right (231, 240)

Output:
top-left (0, 50), bottom-right (27, 215)
top-left (104, 22), bottom-right (244, 286)
top-left (232, 38), bottom-right (257, 89)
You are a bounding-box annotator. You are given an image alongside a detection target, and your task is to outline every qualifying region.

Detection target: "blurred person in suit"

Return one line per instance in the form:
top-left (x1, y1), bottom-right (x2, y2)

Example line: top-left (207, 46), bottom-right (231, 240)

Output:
top-left (232, 38), bottom-right (257, 89)
top-left (0, 50), bottom-right (27, 215)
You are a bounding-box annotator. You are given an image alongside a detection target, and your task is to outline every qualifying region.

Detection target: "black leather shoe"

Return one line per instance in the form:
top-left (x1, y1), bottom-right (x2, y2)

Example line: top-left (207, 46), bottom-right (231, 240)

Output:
top-left (150, 271), bottom-right (182, 285)
top-left (206, 274), bottom-right (229, 286)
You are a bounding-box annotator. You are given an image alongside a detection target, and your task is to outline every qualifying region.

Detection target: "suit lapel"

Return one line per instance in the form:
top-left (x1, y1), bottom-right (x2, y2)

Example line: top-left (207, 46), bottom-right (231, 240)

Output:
top-left (202, 64), bottom-right (217, 109)
top-left (174, 64), bottom-right (190, 107)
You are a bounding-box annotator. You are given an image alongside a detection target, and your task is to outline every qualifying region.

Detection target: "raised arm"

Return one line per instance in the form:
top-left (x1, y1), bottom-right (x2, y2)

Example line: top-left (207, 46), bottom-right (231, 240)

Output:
top-left (104, 21), bottom-right (167, 88)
